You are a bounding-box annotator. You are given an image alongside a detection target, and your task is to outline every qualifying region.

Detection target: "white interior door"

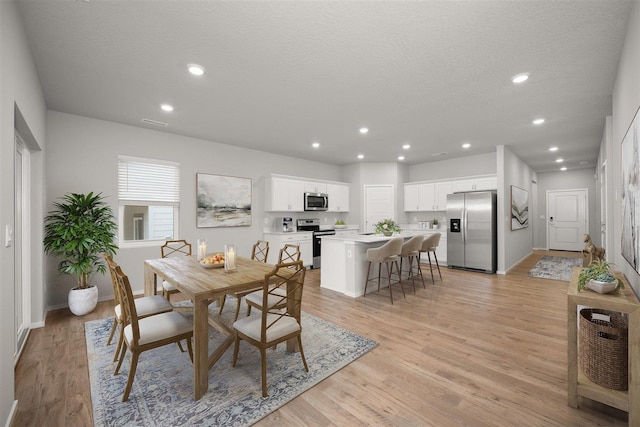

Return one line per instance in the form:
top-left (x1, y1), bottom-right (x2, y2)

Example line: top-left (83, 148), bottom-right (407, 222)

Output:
top-left (364, 185), bottom-right (394, 233)
top-left (547, 189), bottom-right (588, 251)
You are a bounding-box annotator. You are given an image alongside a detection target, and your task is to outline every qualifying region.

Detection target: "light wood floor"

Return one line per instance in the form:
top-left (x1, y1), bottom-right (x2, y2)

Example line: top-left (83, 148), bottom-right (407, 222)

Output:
top-left (13, 250), bottom-right (629, 426)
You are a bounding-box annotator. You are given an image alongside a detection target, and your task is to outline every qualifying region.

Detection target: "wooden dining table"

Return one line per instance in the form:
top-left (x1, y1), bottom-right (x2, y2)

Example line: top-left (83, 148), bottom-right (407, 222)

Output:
top-left (144, 255), bottom-right (280, 400)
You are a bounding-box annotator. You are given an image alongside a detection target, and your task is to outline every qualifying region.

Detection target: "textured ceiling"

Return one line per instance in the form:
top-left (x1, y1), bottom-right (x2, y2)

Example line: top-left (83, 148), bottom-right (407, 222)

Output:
top-left (16, 0), bottom-right (633, 172)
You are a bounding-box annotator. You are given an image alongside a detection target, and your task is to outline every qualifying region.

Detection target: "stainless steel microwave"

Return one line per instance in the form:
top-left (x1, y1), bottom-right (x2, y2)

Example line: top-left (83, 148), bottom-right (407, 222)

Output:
top-left (304, 192), bottom-right (328, 211)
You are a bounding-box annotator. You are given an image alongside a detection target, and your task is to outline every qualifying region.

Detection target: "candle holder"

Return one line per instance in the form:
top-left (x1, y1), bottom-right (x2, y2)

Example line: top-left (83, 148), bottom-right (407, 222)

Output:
top-left (224, 244), bottom-right (237, 273)
top-left (197, 239), bottom-right (207, 261)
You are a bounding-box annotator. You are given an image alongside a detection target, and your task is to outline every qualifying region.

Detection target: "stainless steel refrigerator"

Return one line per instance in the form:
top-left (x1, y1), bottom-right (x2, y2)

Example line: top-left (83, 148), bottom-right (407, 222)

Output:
top-left (447, 191), bottom-right (497, 273)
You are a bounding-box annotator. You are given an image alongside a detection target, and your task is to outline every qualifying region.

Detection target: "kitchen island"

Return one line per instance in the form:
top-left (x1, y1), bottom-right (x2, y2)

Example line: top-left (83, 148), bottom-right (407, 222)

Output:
top-left (320, 230), bottom-right (439, 297)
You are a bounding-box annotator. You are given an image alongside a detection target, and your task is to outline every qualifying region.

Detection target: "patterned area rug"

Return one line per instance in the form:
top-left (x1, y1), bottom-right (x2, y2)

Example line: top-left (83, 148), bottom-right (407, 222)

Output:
top-left (527, 255), bottom-right (583, 281)
top-left (86, 303), bottom-right (377, 426)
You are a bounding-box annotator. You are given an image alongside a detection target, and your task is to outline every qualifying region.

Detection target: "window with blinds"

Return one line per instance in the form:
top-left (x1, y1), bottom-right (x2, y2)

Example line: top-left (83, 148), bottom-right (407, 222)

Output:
top-left (118, 156), bottom-right (180, 243)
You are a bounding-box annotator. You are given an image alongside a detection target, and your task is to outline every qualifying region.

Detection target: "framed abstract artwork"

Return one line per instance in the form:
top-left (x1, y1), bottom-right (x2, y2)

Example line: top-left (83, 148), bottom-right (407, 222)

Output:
top-left (622, 106), bottom-right (640, 272)
top-left (196, 173), bottom-right (251, 228)
top-left (510, 185), bottom-right (529, 230)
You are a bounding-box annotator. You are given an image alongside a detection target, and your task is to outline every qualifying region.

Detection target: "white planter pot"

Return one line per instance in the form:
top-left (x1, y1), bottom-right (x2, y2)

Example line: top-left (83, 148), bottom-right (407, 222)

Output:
top-left (68, 286), bottom-right (98, 315)
top-left (586, 279), bottom-right (617, 294)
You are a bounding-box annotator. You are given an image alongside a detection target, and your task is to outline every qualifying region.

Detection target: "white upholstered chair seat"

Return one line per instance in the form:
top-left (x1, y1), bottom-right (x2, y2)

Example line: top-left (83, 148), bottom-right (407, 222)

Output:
top-left (233, 312), bottom-right (300, 342)
top-left (124, 311), bottom-right (193, 346)
top-left (114, 295), bottom-right (173, 321)
top-left (162, 280), bottom-right (176, 292)
top-left (244, 287), bottom-right (286, 309)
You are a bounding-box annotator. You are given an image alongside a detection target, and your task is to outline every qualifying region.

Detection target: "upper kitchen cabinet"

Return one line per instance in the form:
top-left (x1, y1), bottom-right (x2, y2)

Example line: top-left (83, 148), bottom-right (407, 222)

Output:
top-left (404, 183), bottom-right (434, 211)
top-left (266, 176), bottom-right (305, 212)
top-left (327, 183), bottom-right (350, 212)
top-left (265, 174), bottom-right (351, 212)
top-left (451, 175), bottom-right (497, 193)
top-left (404, 182), bottom-right (451, 211)
top-left (304, 181), bottom-right (327, 194)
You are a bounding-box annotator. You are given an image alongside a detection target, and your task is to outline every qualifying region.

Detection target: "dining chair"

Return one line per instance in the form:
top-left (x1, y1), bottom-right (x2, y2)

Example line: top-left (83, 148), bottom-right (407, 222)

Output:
top-left (219, 240), bottom-right (270, 320)
top-left (363, 237), bottom-right (404, 304)
top-left (112, 264), bottom-right (194, 402)
top-left (399, 235), bottom-right (425, 291)
top-left (244, 243), bottom-right (301, 316)
top-left (160, 239), bottom-right (192, 302)
top-left (419, 233), bottom-right (442, 284)
top-left (104, 254), bottom-right (174, 362)
top-left (231, 260), bottom-right (309, 397)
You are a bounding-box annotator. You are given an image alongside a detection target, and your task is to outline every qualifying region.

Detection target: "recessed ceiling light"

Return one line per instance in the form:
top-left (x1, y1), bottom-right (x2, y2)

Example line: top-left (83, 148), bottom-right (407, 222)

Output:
top-left (312, 142), bottom-right (320, 148)
top-left (512, 73), bottom-right (530, 84)
top-left (556, 158), bottom-right (564, 163)
top-left (160, 104), bottom-right (174, 112)
top-left (549, 146), bottom-right (559, 152)
top-left (462, 143), bottom-right (471, 149)
top-left (357, 154), bottom-right (364, 159)
top-left (402, 144), bottom-right (411, 150)
top-left (359, 127), bottom-right (369, 134)
top-left (561, 167), bottom-right (567, 171)
top-left (398, 156), bottom-right (405, 161)
top-left (187, 64), bottom-right (205, 76)
top-left (533, 118), bottom-right (545, 125)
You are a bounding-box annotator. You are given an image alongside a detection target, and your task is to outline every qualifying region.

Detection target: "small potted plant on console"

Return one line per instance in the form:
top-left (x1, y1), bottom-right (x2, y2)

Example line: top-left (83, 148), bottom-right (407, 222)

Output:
top-left (577, 260), bottom-right (624, 294)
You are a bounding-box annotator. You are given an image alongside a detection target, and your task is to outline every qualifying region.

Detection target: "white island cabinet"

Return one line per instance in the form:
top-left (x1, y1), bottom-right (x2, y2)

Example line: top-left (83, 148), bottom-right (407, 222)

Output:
top-left (320, 231), bottom-right (435, 297)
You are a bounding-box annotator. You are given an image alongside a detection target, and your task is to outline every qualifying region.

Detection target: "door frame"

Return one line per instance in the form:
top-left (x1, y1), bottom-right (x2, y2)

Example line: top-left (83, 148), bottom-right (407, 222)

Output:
top-left (546, 188), bottom-right (588, 251)
top-left (15, 132), bottom-right (32, 362)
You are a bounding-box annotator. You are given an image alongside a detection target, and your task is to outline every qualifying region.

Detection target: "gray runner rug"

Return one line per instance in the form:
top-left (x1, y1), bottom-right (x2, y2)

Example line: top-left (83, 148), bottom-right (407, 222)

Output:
top-left (527, 255), bottom-right (583, 281)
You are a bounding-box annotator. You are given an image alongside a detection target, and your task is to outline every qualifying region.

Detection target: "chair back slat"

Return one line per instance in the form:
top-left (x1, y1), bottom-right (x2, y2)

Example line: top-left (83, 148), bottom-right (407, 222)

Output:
top-left (161, 240), bottom-right (192, 258)
top-left (261, 260), bottom-right (306, 342)
top-left (113, 265), bottom-right (140, 345)
top-left (251, 240), bottom-right (270, 263)
top-left (104, 254), bottom-right (122, 306)
top-left (278, 244), bottom-right (301, 264)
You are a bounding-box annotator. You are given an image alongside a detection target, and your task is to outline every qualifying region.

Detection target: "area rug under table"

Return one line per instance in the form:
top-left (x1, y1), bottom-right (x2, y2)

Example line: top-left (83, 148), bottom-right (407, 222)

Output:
top-left (527, 255), bottom-right (583, 281)
top-left (86, 309), bottom-right (377, 426)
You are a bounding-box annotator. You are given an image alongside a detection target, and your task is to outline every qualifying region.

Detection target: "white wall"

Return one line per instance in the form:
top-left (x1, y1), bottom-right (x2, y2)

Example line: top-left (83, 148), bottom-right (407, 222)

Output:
top-left (408, 152), bottom-right (496, 182)
top-left (534, 169), bottom-right (598, 249)
top-left (45, 111), bottom-right (342, 308)
top-left (0, 0), bottom-right (47, 424)
top-left (612, 0), bottom-right (640, 297)
top-left (497, 146), bottom-right (535, 273)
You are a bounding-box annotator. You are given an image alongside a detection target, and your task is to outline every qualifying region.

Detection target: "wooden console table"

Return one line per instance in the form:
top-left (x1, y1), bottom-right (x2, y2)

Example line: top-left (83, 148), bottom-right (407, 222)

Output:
top-left (567, 268), bottom-right (639, 424)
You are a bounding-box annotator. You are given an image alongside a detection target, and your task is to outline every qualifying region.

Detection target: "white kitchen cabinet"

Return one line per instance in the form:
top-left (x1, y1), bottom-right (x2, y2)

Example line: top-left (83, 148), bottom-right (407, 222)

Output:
top-left (404, 182), bottom-right (435, 211)
top-left (434, 181), bottom-right (452, 210)
top-left (451, 176), bottom-right (497, 192)
top-left (327, 183), bottom-right (350, 212)
top-left (266, 177), bottom-right (305, 212)
top-left (304, 182), bottom-right (327, 194)
top-left (263, 232), bottom-right (313, 267)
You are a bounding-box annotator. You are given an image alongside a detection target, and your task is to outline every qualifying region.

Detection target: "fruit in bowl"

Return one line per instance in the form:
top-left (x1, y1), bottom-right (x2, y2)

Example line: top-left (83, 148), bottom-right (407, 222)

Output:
top-left (200, 253), bottom-right (225, 268)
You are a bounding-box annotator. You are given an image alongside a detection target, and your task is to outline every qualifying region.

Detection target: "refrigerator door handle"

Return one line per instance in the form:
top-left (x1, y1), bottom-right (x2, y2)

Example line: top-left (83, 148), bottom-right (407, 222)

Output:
top-left (463, 206), bottom-right (467, 243)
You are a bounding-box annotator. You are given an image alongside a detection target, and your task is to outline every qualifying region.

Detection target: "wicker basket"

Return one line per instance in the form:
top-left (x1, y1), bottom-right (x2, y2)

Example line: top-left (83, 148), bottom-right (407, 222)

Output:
top-left (579, 308), bottom-right (628, 390)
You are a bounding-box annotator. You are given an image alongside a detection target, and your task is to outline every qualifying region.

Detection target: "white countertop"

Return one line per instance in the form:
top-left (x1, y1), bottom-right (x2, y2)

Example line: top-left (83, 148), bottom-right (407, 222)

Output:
top-left (320, 230), bottom-right (439, 244)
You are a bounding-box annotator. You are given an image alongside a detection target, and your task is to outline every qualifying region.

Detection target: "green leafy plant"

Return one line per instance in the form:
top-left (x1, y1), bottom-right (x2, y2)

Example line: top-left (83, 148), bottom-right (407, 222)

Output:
top-left (374, 218), bottom-right (401, 235)
top-left (44, 192), bottom-right (118, 289)
top-left (432, 218), bottom-right (439, 225)
top-left (335, 219), bottom-right (346, 225)
top-left (577, 260), bottom-right (624, 292)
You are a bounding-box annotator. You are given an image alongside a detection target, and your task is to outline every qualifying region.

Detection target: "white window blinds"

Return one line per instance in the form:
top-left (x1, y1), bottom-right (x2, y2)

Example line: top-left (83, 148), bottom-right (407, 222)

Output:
top-left (118, 156), bottom-right (180, 203)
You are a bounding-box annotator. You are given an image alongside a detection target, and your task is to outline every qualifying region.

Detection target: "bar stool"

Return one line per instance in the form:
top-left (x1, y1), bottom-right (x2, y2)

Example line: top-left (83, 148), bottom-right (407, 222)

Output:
top-left (419, 233), bottom-right (442, 284)
top-left (364, 237), bottom-right (404, 304)
top-left (399, 235), bottom-right (425, 291)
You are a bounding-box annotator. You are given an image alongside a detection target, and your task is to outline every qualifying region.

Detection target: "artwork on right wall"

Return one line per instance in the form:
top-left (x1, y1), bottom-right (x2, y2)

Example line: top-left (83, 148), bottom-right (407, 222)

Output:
top-left (621, 106), bottom-right (640, 273)
top-left (510, 185), bottom-right (529, 231)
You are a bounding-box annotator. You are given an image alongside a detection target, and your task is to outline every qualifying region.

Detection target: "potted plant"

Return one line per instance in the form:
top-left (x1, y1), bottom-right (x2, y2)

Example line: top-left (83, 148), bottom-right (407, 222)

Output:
top-left (44, 192), bottom-right (118, 315)
top-left (577, 260), bottom-right (624, 294)
top-left (432, 218), bottom-right (440, 229)
top-left (374, 218), bottom-right (401, 236)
